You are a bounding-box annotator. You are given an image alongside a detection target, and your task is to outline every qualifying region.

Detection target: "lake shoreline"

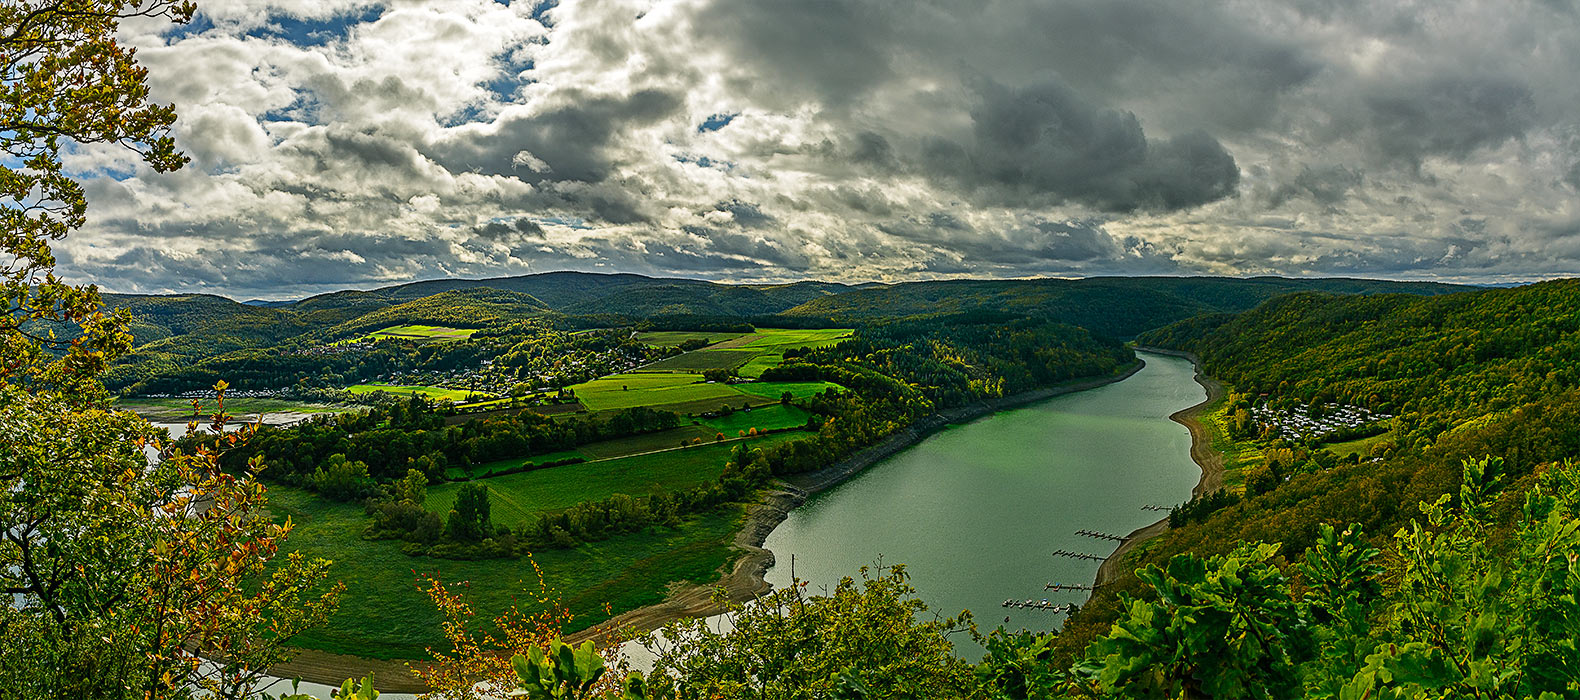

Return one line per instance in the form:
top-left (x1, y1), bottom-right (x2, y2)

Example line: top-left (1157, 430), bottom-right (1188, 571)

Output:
top-left (1094, 347), bottom-right (1225, 588)
top-left (566, 358), bottom-right (1148, 645)
top-left (270, 358), bottom-right (1155, 691)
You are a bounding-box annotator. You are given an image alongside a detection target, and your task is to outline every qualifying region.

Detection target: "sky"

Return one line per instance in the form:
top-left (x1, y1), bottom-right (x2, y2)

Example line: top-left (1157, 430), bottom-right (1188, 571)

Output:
top-left (59, 0), bottom-right (1580, 299)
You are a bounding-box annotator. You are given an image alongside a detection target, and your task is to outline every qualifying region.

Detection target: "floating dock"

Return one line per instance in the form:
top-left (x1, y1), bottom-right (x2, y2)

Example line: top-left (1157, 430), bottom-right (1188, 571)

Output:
top-left (1141, 504), bottom-right (1173, 512)
top-left (1002, 599), bottom-right (1074, 612)
top-left (1075, 529), bottom-right (1125, 542)
top-left (1044, 582), bottom-right (1096, 591)
top-left (1051, 549), bottom-right (1106, 562)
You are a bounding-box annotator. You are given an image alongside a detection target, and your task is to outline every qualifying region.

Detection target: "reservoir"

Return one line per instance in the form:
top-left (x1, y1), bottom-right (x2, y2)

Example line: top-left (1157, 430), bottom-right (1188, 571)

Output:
top-left (757, 350), bottom-right (1205, 655)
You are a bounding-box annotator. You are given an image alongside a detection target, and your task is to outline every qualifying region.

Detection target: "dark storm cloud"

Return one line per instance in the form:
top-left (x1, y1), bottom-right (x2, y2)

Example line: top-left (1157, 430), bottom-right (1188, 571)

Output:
top-left (475, 218), bottom-right (547, 243)
top-left (1269, 166), bottom-right (1366, 208)
top-left (683, 225), bottom-right (812, 270)
top-left (879, 216), bottom-right (1125, 265)
top-left (1564, 161), bottom-right (1580, 190)
top-left (695, 0), bottom-right (900, 110)
top-left (1357, 76), bottom-right (1536, 168)
top-left (425, 87), bottom-right (684, 184)
top-left (918, 78), bottom-right (1239, 212)
top-left (710, 199), bottom-right (775, 228)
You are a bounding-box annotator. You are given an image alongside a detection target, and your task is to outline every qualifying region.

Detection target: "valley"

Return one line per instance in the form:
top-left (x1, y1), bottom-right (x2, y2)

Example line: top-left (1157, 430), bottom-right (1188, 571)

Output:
top-left (93, 272), bottom-right (1580, 695)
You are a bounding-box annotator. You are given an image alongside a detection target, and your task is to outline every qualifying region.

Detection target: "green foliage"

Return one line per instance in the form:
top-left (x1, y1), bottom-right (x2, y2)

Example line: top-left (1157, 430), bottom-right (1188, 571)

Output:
top-left (447, 482), bottom-right (492, 542)
top-left (276, 675), bottom-right (379, 700)
top-left (394, 468), bottom-right (428, 504)
top-left (1333, 456), bottom-right (1580, 699)
top-left (510, 639), bottom-right (608, 700)
top-left (1077, 543), bottom-right (1308, 699)
top-left (1, 0), bottom-right (192, 391)
top-left (632, 565), bottom-right (977, 699)
top-left (309, 453), bottom-right (374, 501)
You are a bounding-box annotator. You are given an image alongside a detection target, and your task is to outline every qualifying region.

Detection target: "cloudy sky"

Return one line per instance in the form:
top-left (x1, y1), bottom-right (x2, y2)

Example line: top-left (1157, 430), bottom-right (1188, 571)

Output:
top-left (61, 0), bottom-right (1580, 298)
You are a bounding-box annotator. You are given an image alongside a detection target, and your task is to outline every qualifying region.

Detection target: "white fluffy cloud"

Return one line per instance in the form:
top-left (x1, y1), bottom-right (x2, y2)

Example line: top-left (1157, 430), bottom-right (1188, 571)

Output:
top-left (59, 0), bottom-right (1580, 298)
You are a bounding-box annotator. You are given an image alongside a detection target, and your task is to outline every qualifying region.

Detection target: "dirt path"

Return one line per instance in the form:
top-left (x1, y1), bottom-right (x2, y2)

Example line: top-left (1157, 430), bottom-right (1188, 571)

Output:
top-left (266, 650), bottom-right (433, 693)
top-left (1095, 349), bottom-right (1225, 587)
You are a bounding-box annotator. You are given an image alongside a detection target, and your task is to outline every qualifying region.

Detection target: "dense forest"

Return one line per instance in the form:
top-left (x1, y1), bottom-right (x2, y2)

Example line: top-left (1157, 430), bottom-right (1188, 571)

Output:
top-left (98, 272), bottom-right (1464, 395)
top-left (1041, 280), bottom-right (1580, 666)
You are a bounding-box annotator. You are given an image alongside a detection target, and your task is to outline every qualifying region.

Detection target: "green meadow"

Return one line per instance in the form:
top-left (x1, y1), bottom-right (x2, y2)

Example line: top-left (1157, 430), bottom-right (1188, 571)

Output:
top-left (568, 373), bottom-right (742, 411)
top-left (700, 403), bottom-right (812, 433)
top-left (267, 485), bottom-right (743, 659)
top-left (344, 383), bottom-right (484, 402)
top-left (730, 328), bottom-right (852, 377)
top-left (633, 330), bottom-right (749, 348)
top-left (368, 324), bottom-right (477, 342)
top-left (735, 381), bottom-right (844, 400)
top-left (426, 431), bottom-right (810, 527)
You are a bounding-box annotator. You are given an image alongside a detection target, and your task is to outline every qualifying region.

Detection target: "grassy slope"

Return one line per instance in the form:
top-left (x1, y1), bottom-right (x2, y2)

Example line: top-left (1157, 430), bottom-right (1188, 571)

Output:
top-left (444, 449), bottom-right (587, 479)
top-left (641, 350), bottom-right (759, 372)
top-left (1325, 429), bottom-right (1395, 459)
top-left (574, 426), bottom-right (718, 460)
top-left (367, 324), bottom-right (477, 342)
top-left (426, 431), bottom-right (810, 527)
top-left (633, 331), bottom-right (749, 348)
top-left (344, 384), bottom-right (483, 401)
top-left (732, 328), bottom-right (853, 377)
top-left (735, 381), bottom-right (844, 400)
top-left (568, 373), bottom-right (744, 411)
top-left (700, 404), bottom-right (812, 433)
top-left (269, 486), bottom-right (743, 659)
top-left (1201, 399), bottom-right (1263, 490)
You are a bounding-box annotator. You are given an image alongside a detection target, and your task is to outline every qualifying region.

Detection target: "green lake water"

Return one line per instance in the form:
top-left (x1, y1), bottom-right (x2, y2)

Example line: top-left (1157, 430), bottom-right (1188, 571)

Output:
top-left (759, 350), bottom-right (1205, 655)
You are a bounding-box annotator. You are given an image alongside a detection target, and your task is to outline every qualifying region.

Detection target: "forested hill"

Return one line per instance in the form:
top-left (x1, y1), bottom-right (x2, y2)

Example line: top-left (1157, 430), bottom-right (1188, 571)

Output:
top-left (1054, 278), bottom-right (1580, 661)
top-left (96, 273), bottom-right (1470, 393)
top-left (106, 272), bottom-right (1465, 351)
top-left (1137, 279), bottom-right (1580, 453)
top-left (292, 272), bottom-right (851, 317)
top-left (781, 276), bottom-right (1467, 339)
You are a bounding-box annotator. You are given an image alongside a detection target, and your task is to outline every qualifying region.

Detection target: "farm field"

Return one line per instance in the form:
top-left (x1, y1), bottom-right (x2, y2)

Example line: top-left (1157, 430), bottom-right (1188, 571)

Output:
top-left (367, 324), bottom-right (477, 342)
top-left (427, 431), bottom-right (811, 528)
top-left (634, 328), bottom-right (852, 377)
top-left (700, 404), bottom-right (812, 434)
top-left (267, 486), bottom-right (743, 659)
top-left (445, 449), bottom-right (587, 479)
top-left (735, 380), bottom-right (844, 400)
top-left (343, 383), bottom-right (487, 402)
top-left (641, 349), bottom-right (758, 372)
top-left (574, 425), bottom-right (719, 460)
top-left (730, 328), bottom-right (852, 377)
top-left (633, 330), bottom-right (749, 348)
top-left (568, 373), bottom-right (741, 411)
